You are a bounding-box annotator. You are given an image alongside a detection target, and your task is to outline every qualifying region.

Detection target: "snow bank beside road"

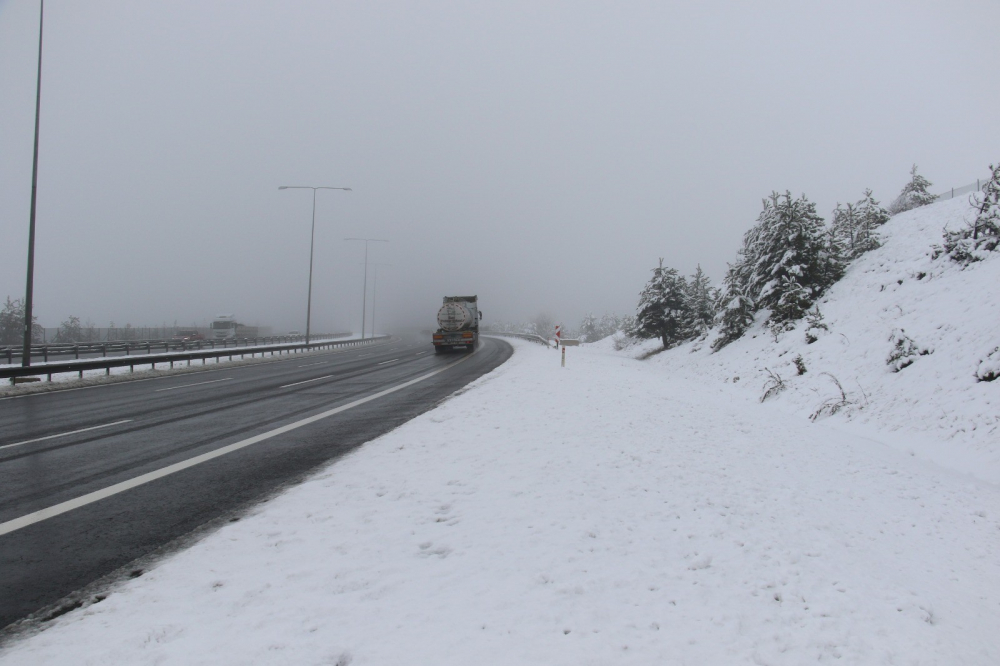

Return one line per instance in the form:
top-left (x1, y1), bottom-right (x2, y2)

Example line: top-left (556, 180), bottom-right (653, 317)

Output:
top-left (606, 196), bottom-right (1000, 482)
top-left (3, 339), bottom-right (998, 665)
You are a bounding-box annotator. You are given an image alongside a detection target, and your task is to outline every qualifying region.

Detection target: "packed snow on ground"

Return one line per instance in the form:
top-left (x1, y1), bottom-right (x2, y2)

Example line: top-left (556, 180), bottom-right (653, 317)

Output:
top-left (599, 195), bottom-right (1000, 483)
top-left (2, 337), bottom-right (998, 665)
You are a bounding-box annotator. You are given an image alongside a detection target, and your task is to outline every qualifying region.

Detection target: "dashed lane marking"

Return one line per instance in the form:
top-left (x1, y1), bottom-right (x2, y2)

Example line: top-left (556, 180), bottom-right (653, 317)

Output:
top-left (1, 420), bottom-right (134, 452)
top-left (154, 378), bottom-right (232, 392)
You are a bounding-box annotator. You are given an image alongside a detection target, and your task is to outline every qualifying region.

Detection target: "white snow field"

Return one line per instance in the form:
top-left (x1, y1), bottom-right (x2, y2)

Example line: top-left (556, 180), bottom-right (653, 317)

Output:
top-left (2, 336), bottom-right (998, 665)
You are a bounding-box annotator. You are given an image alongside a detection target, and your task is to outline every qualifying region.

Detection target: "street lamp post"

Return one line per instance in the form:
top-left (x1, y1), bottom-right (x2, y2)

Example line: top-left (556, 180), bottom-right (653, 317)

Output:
top-left (344, 238), bottom-right (388, 339)
top-left (21, 0), bottom-right (45, 367)
top-left (278, 185), bottom-right (351, 344)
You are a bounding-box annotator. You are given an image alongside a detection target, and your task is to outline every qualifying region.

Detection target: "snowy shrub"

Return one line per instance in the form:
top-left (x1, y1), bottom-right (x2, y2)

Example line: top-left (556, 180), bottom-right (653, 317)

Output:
top-left (793, 355), bottom-right (807, 375)
top-left (804, 306), bottom-right (829, 344)
top-left (0, 296), bottom-right (43, 345)
top-left (942, 163), bottom-right (1000, 265)
top-left (975, 347), bottom-right (1000, 382)
top-left (760, 368), bottom-right (786, 402)
top-left (612, 331), bottom-right (640, 352)
top-left (888, 164), bottom-right (938, 216)
top-left (886, 328), bottom-right (931, 372)
top-left (809, 373), bottom-right (853, 420)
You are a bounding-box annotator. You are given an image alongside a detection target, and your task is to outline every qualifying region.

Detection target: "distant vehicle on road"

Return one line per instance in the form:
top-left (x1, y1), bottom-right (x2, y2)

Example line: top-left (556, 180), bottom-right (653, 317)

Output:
top-left (287, 330), bottom-right (301, 336)
top-left (211, 315), bottom-right (259, 340)
top-left (171, 329), bottom-right (204, 342)
top-left (433, 295), bottom-right (481, 353)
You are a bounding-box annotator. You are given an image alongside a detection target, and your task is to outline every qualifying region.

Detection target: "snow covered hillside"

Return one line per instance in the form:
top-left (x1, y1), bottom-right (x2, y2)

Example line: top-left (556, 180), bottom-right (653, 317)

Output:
top-left (1, 340), bottom-right (998, 665)
top-left (609, 196), bottom-right (1000, 483)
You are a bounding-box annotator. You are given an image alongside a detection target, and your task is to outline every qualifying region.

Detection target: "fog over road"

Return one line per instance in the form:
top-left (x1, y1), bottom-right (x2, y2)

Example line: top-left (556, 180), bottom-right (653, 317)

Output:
top-left (0, 335), bottom-right (512, 630)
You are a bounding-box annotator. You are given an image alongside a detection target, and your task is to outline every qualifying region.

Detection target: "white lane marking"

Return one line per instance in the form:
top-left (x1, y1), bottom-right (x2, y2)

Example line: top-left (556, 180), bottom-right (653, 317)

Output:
top-left (154, 378), bottom-right (232, 392)
top-left (297, 361), bottom-right (328, 368)
top-left (1, 420), bottom-right (134, 452)
top-left (0, 347), bottom-right (478, 536)
top-left (377, 359), bottom-right (399, 365)
top-left (279, 374), bottom-right (334, 389)
top-left (415, 351), bottom-right (428, 356)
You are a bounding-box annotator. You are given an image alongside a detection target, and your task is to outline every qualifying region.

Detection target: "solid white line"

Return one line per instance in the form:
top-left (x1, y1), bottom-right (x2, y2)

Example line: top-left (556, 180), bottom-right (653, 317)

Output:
top-left (377, 359), bottom-right (399, 365)
top-left (154, 378), bottom-right (232, 392)
top-left (0, 348), bottom-right (478, 537)
top-left (279, 374), bottom-right (334, 389)
top-left (1, 419), bottom-right (134, 452)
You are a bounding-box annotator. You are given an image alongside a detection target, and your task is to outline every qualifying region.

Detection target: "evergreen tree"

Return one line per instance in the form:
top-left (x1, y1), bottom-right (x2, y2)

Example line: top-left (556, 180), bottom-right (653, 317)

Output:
top-left (769, 276), bottom-right (812, 330)
top-left (824, 209), bottom-right (850, 283)
top-left (683, 264), bottom-right (715, 338)
top-left (598, 313), bottom-right (621, 339)
top-left (712, 259), bottom-right (756, 351)
top-left (888, 164), bottom-right (937, 215)
top-left (854, 189), bottom-right (889, 255)
top-left (579, 312), bottom-right (599, 342)
top-left (943, 163), bottom-right (1000, 263)
top-left (634, 259), bottom-right (689, 348)
top-left (831, 203), bottom-right (858, 257)
top-left (749, 192), bottom-right (834, 325)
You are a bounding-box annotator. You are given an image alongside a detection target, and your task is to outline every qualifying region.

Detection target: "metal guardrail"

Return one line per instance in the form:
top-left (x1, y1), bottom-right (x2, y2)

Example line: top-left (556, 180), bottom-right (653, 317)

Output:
top-left (2, 336), bottom-right (391, 384)
top-left (1, 333), bottom-right (351, 365)
top-left (485, 332), bottom-right (553, 346)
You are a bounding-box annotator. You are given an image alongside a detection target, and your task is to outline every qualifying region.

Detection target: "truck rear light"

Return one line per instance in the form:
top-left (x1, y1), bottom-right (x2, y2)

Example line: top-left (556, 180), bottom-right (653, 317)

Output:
top-left (433, 335), bottom-right (444, 340)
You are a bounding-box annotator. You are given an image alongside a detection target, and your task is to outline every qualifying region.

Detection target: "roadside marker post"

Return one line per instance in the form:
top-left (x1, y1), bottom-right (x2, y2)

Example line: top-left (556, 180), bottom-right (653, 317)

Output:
top-left (561, 345), bottom-right (566, 367)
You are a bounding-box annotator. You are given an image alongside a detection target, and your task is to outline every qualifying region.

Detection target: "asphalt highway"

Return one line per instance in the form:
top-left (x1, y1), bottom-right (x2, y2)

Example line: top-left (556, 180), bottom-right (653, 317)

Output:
top-left (0, 335), bottom-right (512, 631)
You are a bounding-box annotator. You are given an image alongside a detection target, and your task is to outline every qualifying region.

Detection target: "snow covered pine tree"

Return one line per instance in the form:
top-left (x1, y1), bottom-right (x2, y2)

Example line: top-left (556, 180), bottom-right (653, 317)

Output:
top-left (635, 259), bottom-right (689, 348)
top-left (943, 163), bottom-right (1000, 263)
top-left (888, 164), bottom-right (937, 215)
top-left (749, 192), bottom-right (840, 328)
top-left (831, 190), bottom-right (889, 261)
top-left (683, 264), bottom-right (716, 339)
top-left (713, 226), bottom-right (761, 350)
top-left (713, 191), bottom-right (841, 348)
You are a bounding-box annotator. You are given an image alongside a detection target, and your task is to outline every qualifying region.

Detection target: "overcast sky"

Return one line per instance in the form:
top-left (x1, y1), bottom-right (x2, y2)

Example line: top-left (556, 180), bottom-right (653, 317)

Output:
top-left (2, 0), bottom-right (998, 335)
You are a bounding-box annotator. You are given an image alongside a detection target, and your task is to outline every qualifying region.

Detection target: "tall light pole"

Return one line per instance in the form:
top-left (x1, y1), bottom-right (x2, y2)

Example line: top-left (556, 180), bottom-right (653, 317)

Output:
top-left (370, 263), bottom-right (393, 337)
top-left (278, 185), bottom-right (351, 344)
top-left (344, 238), bottom-right (388, 339)
top-left (22, 0), bottom-right (44, 367)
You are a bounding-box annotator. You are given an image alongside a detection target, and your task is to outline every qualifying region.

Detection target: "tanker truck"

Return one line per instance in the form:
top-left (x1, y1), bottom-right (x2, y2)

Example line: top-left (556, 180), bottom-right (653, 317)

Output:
top-left (432, 295), bottom-right (481, 353)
